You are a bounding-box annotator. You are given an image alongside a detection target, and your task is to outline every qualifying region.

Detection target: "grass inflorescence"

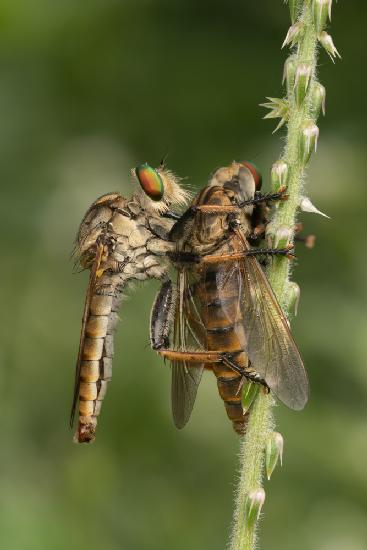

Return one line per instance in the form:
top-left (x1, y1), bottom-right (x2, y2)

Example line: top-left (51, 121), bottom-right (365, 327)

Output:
top-left (229, 2), bottom-right (339, 549)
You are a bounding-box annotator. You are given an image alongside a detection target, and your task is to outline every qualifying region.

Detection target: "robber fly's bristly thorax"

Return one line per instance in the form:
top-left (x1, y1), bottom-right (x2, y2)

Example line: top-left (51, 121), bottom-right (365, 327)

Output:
top-left (150, 161), bottom-right (309, 436)
top-left (71, 163), bottom-right (190, 443)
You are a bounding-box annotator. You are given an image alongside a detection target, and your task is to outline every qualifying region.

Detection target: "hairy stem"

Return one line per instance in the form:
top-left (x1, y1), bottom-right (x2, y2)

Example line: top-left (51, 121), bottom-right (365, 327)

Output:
top-left (230, 393), bottom-right (274, 550)
top-left (268, 2), bottom-right (318, 303)
top-left (230, 1), bottom-right (338, 548)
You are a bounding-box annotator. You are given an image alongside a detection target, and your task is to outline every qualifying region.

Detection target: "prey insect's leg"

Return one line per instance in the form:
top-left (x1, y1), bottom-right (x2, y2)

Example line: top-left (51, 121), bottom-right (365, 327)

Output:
top-left (167, 244), bottom-right (295, 267)
top-left (221, 353), bottom-right (268, 388)
top-left (245, 245), bottom-right (295, 259)
top-left (236, 187), bottom-right (288, 208)
top-left (158, 349), bottom-right (225, 363)
top-left (157, 347), bottom-right (266, 436)
top-left (150, 279), bottom-right (175, 350)
top-left (158, 349), bottom-right (268, 390)
top-left (156, 348), bottom-right (249, 378)
top-left (192, 189), bottom-right (288, 213)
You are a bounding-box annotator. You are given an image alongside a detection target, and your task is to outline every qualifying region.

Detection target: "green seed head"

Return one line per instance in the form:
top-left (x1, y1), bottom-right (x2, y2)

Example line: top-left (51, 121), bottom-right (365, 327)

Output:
top-left (261, 97), bottom-right (289, 133)
top-left (318, 31), bottom-right (341, 62)
top-left (310, 82), bottom-right (326, 118)
top-left (271, 160), bottom-right (289, 192)
top-left (266, 432), bottom-right (284, 480)
top-left (294, 63), bottom-right (313, 106)
top-left (283, 55), bottom-right (298, 96)
top-left (285, 0), bottom-right (302, 23)
top-left (282, 22), bottom-right (304, 49)
top-left (244, 489), bottom-right (266, 529)
top-left (312, 0), bottom-right (332, 34)
top-left (300, 196), bottom-right (330, 218)
top-left (287, 282), bottom-right (301, 317)
top-left (299, 120), bottom-right (319, 166)
top-left (267, 224), bottom-right (293, 249)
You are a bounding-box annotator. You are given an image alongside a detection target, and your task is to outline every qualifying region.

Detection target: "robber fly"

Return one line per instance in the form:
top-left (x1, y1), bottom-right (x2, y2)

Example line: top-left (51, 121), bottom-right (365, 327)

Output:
top-left (71, 162), bottom-right (190, 443)
top-left (150, 161), bottom-right (309, 435)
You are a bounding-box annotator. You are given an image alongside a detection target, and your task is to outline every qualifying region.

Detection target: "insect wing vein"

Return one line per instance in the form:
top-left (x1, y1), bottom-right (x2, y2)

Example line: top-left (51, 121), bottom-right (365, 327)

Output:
top-left (171, 269), bottom-right (205, 429)
top-left (237, 236), bottom-right (309, 409)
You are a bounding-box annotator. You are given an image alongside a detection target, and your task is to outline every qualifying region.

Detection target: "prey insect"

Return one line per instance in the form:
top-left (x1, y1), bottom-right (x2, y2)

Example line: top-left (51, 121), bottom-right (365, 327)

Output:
top-left (150, 161), bottom-right (309, 435)
top-left (71, 162), bottom-right (190, 443)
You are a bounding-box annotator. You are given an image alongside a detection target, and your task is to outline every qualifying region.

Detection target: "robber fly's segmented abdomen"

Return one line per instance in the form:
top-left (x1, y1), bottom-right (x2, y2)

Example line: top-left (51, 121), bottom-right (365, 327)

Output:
top-left (76, 291), bottom-right (120, 443)
top-left (199, 265), bottom-right (248, 435)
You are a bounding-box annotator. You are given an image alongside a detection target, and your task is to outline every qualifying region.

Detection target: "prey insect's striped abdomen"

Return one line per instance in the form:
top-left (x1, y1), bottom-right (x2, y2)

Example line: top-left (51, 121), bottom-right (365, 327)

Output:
top-left (199, 264), bottom-right (249, 435)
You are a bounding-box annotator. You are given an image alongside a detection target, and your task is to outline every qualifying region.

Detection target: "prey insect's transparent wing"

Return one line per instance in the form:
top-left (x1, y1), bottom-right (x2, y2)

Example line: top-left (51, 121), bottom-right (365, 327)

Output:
top-left (238, 239), bottom-right (308, 409)
top-left (217, 235), bottom-right (308, 410)
top-left (171, 269), bottom-right (206, 429)
top-left (70, 243), bottom-right (104, 427)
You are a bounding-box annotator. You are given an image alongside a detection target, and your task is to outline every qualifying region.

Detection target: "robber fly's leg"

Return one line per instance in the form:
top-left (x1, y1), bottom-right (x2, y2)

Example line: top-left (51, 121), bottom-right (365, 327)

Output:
top-left (166, 251), bottom-right (201, 264)
top-left (150, 280), bottom-right (175, 350)
top-left (168, 206), bottom-right (198, 241)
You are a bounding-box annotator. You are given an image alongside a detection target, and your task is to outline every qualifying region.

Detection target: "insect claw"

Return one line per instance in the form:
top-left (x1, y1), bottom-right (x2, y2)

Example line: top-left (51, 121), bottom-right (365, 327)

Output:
top-left (273, 185), bottom-right (289, 201)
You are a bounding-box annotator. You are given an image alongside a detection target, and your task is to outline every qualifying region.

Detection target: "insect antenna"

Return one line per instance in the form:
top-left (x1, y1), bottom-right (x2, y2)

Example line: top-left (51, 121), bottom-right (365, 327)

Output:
top-left (159, 152), bottom-right (170, 169)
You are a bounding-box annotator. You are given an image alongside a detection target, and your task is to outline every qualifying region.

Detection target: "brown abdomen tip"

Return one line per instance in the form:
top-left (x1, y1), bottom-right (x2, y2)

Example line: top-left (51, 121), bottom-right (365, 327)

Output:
top-left (74, 419), bottom-right (97, 444)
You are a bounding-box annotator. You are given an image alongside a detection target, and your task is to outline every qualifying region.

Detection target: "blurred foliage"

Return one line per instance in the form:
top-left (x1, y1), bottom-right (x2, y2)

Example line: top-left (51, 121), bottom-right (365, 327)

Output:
top-left (0, 1), bottom-right (366, 549)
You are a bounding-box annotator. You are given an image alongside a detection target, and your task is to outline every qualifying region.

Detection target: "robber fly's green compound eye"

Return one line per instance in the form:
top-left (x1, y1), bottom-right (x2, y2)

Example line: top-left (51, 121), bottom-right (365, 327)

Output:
top-left (135, 163), bottom-right (164, 201)
top-left (241, 161), bottom-right (263, 190)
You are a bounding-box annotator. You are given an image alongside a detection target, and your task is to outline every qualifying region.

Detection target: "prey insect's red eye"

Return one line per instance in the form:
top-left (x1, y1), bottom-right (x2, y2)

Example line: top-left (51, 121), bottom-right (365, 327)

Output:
top-left (241, 161), bottom-right (263, 190)
top-left (135, 163), bottom-right (164, 201)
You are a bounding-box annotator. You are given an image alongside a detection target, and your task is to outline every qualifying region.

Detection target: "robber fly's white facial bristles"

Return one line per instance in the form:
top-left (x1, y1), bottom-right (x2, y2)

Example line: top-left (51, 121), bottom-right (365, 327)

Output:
top-left (159, 168), bottom-right (191, 208)
top-left (131, 166), bottom-right (191, 214)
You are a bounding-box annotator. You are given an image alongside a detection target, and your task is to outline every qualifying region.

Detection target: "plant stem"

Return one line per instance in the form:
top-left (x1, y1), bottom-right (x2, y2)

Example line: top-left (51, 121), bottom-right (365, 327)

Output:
top-left (268, 2), bottom-right (318, 305)
top-left (230, 1), bottom-right (337, 548)
top-left (230, 393), bottom-right (274, 550)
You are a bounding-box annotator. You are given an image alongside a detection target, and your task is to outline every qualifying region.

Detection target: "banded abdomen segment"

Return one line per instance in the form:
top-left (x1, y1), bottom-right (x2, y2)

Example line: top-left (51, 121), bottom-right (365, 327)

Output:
top-left (76, 290), bottom-right (120, 443)
top-left (198, 264), bottom-right (249, 435)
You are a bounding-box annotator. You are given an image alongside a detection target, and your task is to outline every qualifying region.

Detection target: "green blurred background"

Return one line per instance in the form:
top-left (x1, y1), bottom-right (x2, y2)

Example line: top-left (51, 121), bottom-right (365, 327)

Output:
top-left (0, 1), bottom-right (365, 549)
